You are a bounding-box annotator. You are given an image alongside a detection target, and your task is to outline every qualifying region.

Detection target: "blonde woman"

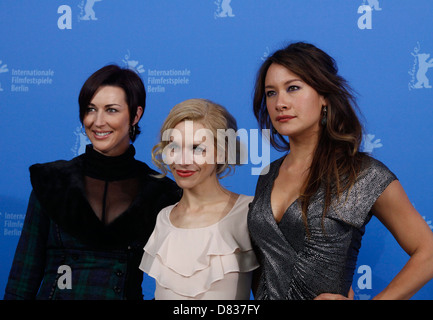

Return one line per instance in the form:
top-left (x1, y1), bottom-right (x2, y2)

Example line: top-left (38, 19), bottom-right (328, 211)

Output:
top-left (139, 99), bottom-right (259, 300)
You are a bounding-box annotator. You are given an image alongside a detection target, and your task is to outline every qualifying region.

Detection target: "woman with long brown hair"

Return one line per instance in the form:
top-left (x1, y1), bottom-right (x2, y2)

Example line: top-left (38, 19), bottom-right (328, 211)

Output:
top-left (248, 42), bottom-right (433, 300)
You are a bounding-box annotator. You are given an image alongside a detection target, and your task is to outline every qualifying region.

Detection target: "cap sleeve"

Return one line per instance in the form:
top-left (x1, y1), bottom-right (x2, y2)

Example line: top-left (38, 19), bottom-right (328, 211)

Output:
top-left (326, 156), bottom-right (397, 229)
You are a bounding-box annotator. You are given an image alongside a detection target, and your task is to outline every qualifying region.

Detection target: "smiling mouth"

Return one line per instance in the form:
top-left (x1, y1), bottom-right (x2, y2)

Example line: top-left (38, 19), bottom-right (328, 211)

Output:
top-left (93, 131), bottom-right (112, 138)
top-left (175, 170), bottom-right (196, 178)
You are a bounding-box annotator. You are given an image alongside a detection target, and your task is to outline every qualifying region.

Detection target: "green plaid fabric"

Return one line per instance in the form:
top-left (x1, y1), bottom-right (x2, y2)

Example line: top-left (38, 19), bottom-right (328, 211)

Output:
top-left (4, 152), bottom-right (180, 300)
top-left (5, 192), bottom-right (154, 300)
top-left (4, 192), bottom-right (49, 299)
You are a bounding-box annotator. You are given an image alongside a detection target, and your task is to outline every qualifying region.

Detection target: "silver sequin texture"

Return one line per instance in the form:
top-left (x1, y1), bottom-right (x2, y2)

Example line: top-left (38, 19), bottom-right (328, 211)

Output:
top-left (247, 155), bottom-right (397, 300)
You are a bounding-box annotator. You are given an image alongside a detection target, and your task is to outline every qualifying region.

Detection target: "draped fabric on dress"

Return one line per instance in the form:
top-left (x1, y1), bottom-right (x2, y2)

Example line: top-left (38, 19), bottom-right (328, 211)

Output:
top-left (247, 155), bottom-right (397, 300)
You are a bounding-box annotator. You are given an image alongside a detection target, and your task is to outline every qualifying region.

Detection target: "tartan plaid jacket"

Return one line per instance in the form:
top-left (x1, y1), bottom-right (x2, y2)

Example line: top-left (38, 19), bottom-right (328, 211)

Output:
top-left (4, 148), bottom-right (180, 300)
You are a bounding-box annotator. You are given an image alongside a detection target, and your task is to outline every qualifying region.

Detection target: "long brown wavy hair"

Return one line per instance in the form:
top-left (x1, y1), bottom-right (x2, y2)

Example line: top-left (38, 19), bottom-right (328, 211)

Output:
top-left (253, 42), bottom-right (366, 232)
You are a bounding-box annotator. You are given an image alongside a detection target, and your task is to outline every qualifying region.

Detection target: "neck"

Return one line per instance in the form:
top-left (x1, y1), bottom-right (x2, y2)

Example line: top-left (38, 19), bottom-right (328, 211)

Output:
top-left (179, 178), bottom-right (232, 210)
top-left (286, 132), bottom-right (319, 168)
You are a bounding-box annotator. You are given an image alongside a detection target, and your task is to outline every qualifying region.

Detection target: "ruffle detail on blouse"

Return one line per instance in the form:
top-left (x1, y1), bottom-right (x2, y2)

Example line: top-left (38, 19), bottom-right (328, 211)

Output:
top-left (139, 195), bottom-right (259, 298)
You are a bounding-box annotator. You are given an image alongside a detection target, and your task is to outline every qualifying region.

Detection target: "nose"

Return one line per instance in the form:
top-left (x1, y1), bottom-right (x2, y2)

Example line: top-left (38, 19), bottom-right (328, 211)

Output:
top-left (94, 110), bottom-right (106, 127)
top-left (275, 94), bottom-right (290, 111)
top-left (181, 148), bottom-right (195, 165)
top-left (275, 104), bottom-right (288, 112)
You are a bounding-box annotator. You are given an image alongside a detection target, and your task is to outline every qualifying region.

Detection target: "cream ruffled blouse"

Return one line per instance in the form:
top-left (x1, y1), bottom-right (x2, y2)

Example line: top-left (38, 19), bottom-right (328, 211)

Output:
top-left (139, 194), bottom-right (259, 300)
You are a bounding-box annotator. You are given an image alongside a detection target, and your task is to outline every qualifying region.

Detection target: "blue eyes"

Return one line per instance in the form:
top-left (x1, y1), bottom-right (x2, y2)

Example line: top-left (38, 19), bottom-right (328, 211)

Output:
top-left (168, 143), bottom-right (206, 153)
top-left (193, 145), bottom-right (206, 153)
top-left (86, 107), bottom-right (119, 113)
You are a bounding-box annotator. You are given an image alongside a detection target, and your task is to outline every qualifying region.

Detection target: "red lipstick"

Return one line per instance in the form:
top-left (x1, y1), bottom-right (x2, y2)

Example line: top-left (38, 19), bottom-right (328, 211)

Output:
top-left (176, 170), bottom-right (196, 178)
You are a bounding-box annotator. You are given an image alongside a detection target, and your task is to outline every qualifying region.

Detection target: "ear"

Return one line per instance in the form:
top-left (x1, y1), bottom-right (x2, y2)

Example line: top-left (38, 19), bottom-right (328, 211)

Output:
top-left (132, 106), bottom-right (144, 126)
top-left (319, 95), bottom-right (328, 108)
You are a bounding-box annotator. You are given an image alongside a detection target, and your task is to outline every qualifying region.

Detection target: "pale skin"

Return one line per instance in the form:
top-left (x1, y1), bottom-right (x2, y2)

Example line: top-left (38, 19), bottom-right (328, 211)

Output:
top-left (83, 85), bottom-right (143, 157)
top-left (265, 63), bottom-right (433, 300)
top-left (167, 121), bottom-right (238, 229)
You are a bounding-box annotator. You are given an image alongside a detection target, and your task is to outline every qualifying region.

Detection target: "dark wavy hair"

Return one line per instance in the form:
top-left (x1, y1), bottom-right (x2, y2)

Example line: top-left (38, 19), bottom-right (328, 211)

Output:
top-left (253, 42), bottom-right (366, 232)
top-left (78, 64), bottom-right (146, 142)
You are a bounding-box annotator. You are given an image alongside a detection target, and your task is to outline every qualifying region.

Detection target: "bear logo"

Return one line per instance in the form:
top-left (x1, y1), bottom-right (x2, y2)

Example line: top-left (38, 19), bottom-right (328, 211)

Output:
top-left (412, 53), bottom-right (433, 89)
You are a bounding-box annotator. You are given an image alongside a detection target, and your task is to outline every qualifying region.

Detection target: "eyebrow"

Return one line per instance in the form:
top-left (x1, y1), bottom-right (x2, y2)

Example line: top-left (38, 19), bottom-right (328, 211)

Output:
top-left (88, 103), bottom-right (124, 108)
top-left (265, 78), bottom-right (303, 89)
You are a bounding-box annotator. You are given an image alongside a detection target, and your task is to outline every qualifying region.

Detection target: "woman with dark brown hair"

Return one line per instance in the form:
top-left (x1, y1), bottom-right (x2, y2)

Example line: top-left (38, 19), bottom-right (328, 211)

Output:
top-left (248, 42), bottom-right (433, 300)
top-left (4, 65), bottom-right (180, 300)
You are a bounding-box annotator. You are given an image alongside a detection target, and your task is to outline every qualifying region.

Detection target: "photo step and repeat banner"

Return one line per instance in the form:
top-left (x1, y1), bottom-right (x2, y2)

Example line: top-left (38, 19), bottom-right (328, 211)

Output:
top-left (0, 0), bottom-right (432, 299)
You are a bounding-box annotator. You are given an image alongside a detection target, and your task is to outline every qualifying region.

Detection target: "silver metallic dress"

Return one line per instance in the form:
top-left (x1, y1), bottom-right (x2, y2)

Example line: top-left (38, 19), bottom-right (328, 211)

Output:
top-left (247, 155), bottom-right (397, 300)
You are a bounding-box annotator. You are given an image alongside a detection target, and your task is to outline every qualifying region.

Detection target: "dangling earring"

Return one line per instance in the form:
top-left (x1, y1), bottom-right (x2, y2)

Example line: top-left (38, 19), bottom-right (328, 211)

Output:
top-left (129, 124), bottom-right (136, 139)
top-left (81, 125), bottom-right (87, 136)
top-left (321, 106), bottom-right (327, 126)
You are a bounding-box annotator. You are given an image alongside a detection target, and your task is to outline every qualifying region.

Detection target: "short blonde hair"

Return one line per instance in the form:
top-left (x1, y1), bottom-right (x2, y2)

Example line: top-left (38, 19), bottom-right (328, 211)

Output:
top-left (152, 98), bottom-right (241, 178)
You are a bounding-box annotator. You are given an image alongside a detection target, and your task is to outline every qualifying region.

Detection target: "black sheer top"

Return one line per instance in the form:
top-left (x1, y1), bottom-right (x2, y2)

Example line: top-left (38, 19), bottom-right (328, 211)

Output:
top-left (83, 145), bottom-right (141, 225)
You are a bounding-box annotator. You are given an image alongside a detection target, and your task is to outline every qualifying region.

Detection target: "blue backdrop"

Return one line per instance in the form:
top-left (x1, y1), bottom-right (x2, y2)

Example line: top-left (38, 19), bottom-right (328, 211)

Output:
top-left (1, 0), bottom-right (432, 300)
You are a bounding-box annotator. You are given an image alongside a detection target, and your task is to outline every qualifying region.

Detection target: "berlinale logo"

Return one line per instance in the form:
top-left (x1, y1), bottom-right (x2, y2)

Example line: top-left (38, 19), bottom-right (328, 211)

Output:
top-left (357, 0), bottom-right (382, 30)
top-left (57, 1), bottom-right (103, 30)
